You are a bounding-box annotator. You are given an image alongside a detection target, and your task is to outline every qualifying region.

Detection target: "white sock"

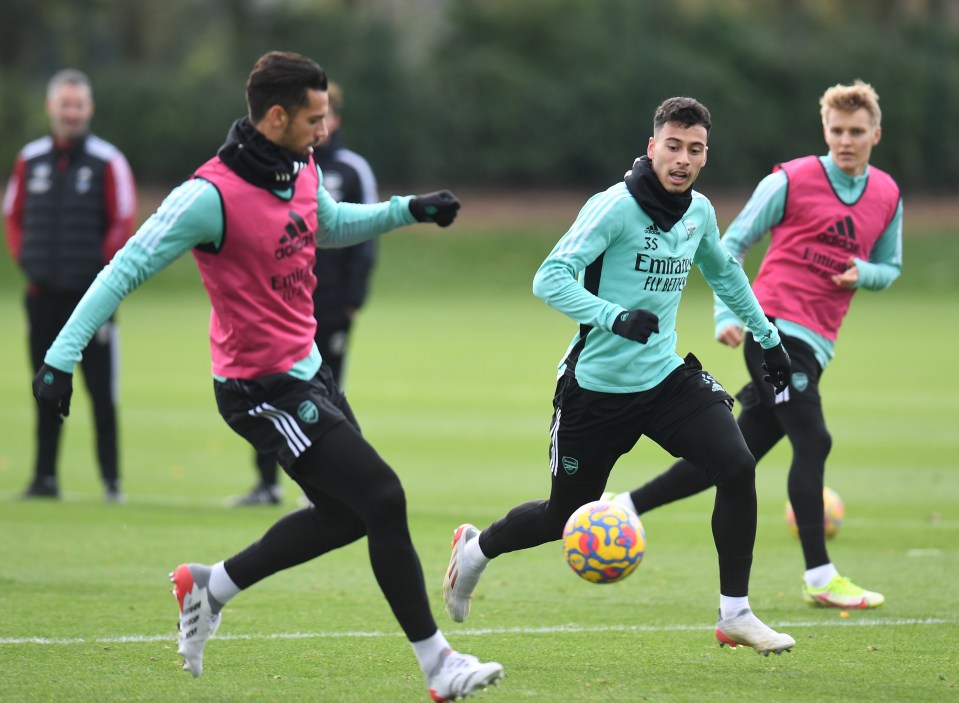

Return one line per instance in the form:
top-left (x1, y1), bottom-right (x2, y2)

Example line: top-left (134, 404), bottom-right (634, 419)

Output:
top-left (720, 595), bottom-right (750, 620)
top-left (464, 535), bottom-right (490, 567)
top-left (208, 561), bottom-right (241, 605)
top-left (613, 491), bottom-right (638, 515)
top-left (411, 631), bottom-right (451, 675)
top-left (804, 563), bottom-right (838, 589)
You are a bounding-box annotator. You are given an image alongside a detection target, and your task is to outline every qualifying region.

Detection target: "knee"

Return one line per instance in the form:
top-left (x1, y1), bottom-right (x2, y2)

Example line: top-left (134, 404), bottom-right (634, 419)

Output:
top-left (366, 474), bottom-right (407, 523)
top-left (713, 449), bottom-right (756, 487)
top-left (787, 428), bottom-right (832, 493)
top-left (805, 427), bottom-right (832, 460)
top-left (306, 499), bottom-right (366, 537)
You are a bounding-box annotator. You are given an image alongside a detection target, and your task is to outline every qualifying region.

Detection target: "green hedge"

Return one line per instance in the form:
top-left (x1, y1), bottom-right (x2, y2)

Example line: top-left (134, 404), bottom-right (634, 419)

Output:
top-left (1, 0), bottom-right (956, 191)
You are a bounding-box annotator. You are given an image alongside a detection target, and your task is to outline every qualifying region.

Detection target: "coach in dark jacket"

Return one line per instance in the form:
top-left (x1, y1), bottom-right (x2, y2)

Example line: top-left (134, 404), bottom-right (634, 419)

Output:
top-left (4, 69), bottom-right (137, 501)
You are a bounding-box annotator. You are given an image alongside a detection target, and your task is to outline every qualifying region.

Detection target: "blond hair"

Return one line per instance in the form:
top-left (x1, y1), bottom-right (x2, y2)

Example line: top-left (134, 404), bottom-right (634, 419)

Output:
top-left (820, 80), bottom-right (881, 127)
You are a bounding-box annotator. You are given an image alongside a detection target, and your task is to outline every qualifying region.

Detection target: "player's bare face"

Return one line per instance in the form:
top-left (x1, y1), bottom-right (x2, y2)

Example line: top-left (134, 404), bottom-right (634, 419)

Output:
top-left (46, 83), bottom-right (94, 141)
top-left (279, 89), bottom-right (330, 157)
top-left (647, 122), bottom-right (709, 194)
top-left (824, 107), bottom-right (880, 177)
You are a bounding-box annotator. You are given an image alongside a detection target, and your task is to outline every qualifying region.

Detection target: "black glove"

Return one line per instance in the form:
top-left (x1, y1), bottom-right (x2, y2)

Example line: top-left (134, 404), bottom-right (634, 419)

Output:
top-left (611, 309), bottom-right (660, 344)
top-left (409, 190), bottom-right (461, 227)
top-left (33, 363), bottom-right (73, 425)
top-left (761, 343), bottom-right (791, 394)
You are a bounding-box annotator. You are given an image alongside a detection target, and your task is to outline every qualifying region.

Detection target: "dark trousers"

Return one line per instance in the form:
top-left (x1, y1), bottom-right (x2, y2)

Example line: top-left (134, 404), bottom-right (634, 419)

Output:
top-left (27, 291), bottom-right (119, 485)
top-left (315, 323), bottom-right (350, 385)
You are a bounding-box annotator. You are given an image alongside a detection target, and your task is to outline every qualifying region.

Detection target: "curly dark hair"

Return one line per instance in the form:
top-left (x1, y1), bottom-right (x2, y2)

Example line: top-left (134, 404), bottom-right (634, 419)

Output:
top-left (653, 97), bottom-right (711, 135)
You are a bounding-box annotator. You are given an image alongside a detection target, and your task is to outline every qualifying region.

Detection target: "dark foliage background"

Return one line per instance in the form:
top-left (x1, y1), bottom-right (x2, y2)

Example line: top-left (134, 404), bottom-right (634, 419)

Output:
top-left (2, 0), bottom-right (956, 193)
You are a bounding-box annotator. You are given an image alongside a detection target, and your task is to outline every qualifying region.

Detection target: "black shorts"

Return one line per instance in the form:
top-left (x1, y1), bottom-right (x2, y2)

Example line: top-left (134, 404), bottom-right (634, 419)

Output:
top-left (549, 353), bottom-right (734, 485)
top-left (213, 364), bottom-right (355, 470)
top-left (738, 333), bottom-right (823, 410)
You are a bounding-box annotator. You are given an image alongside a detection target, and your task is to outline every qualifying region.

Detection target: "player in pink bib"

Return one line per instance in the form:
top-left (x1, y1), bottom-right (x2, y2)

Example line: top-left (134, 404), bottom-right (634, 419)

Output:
top-left (614, 81), bottom-right (902, 610)
top-left (32, 51), bottom-right (502, 701)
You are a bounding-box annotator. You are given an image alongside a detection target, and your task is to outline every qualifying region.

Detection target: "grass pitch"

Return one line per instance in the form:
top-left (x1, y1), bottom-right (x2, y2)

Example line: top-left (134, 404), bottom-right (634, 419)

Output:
top-left (0, 219), bottom-right (956, 702)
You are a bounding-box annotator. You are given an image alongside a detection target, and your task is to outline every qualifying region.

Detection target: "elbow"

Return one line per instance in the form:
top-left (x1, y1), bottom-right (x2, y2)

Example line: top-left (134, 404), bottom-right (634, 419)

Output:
top-left (531, 269), bottom-right (551, 302)
top-left (534, 258), bottom-right (578, 303)
top-left (865, 263), bottom-right (901, 291)
top-left (888, 265), bottom-right (903, 287)
top-left (877, 273), bottom-right (900, 291)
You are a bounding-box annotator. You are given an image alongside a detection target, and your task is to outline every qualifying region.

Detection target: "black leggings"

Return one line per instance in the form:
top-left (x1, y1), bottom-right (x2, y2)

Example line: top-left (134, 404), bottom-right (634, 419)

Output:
top-left (479, 401), bottom-right (758, 596)
top-left (224, 422), bottom-right (437, 642)
top-left (630, 397), bottom-right (832, 570)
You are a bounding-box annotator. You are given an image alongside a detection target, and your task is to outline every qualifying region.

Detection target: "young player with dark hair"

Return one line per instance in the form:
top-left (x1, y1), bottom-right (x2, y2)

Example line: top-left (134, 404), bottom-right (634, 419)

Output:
top-left (612, 81), bottom-right (900, 610)
top-left (235, 81), bottom-right (383, 507)
top-left (443, 97), bottom-right (796, 655)
top-left (32, 50), bottom-right (502, 702)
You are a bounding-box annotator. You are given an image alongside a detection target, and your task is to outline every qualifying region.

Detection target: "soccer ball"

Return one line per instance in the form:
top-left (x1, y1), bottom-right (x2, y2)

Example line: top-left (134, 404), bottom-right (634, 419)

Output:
top-left (785, 486), bottom-right (845, 539)
top-left (562, 500), bottom-right (645, 584)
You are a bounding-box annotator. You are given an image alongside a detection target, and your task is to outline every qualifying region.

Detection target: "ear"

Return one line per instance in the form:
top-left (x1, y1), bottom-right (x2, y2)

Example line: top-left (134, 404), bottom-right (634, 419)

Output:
top-left (266, 104), bottom-right (288, 128)
top-left (702, 144), bottom-right (708, 167)
top-left (871, 125), bottom-right (882, 147)
top-left (646, 136), bottom-right (655, 160)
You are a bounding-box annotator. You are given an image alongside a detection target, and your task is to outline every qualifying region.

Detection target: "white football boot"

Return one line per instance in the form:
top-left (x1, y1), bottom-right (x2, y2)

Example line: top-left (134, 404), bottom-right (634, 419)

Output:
top-left (443, 524), bottom-right (486, 623)
top-left (171, 563), bottom-right (222, 677)
top-left (427, 648), bottom-right (504, 702)
top-left (715, 608), bottom-right (795, 655)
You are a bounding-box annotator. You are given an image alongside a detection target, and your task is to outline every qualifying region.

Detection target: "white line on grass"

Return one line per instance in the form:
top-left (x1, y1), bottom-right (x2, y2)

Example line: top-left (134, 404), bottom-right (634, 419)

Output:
top-left (2, 618), bottom-right (955, 646)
